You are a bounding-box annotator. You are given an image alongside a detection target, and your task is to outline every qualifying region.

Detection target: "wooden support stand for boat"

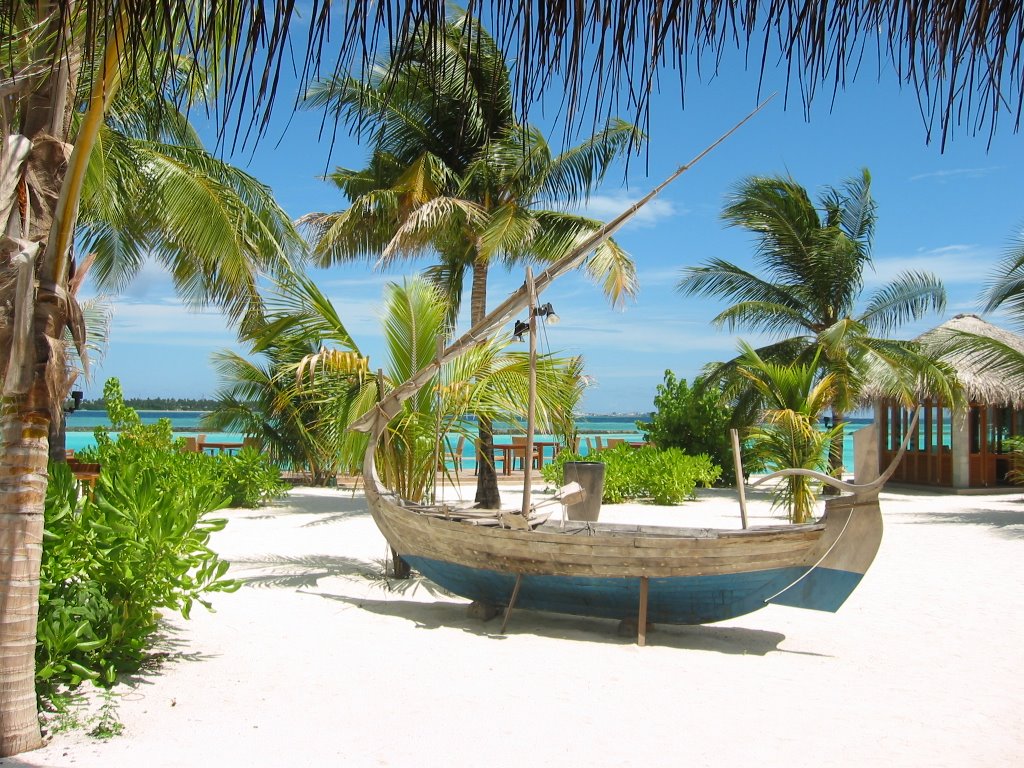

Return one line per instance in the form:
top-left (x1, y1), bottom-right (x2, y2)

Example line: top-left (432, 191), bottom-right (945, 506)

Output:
top-left (500, 573), bottom-right (524, 634)
top-left (637, 576), bottom-right (649, 646)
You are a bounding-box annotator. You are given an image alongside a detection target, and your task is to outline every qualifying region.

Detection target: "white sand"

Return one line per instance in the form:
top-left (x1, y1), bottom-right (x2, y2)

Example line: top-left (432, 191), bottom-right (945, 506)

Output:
top-left (10, 481), bottom-right (1024, 768)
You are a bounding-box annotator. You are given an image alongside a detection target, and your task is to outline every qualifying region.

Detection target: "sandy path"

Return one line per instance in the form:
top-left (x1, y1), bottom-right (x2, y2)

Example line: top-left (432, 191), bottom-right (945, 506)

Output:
top-left (7, 484), bottom-right (1024, 768)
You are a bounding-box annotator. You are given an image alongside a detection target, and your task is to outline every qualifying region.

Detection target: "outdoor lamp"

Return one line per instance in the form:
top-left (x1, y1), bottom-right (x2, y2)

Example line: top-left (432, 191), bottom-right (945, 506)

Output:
top-left (535, 302), bottom-right (559, 324)
top-left (65, 390), bottom-right (84, 414)
top-left (512, 320), bottom-right (530, 341)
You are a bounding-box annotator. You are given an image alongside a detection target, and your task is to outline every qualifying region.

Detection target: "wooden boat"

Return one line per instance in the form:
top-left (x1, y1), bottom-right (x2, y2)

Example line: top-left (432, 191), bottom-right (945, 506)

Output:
top-left (349, 121), bottom-right (905, 639)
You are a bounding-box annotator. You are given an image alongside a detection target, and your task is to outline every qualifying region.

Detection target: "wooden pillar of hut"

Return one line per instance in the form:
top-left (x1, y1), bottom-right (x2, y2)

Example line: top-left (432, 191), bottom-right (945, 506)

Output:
top-left (951, 405), bottom-right (970, 489)
top-left (854, 403), bottom-right (882, 484)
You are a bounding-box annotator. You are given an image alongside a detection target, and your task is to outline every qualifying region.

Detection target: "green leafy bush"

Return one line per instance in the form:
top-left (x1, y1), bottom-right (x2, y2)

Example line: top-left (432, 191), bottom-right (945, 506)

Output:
top-left (636, 371), bottom-right (755, 483)
top-left (37, 378), bottom-right (286, 689)
top-left (38, 463), bottom-right (239, 688)
top-left (218, 447), bottom-right (288, 507)
top-left (543, 444), bottom-right (721, 504)
top-left (1006, 436), bottom-right (1024, 485)
top-left (83, 378), bottom-right (287, 509)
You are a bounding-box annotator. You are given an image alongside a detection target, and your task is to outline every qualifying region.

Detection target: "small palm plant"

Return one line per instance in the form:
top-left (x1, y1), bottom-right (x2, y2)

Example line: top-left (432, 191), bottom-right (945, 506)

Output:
top-left (735, 344), bottom-right (843, 523)
top-left (327, 277), bottom-right (584, 503)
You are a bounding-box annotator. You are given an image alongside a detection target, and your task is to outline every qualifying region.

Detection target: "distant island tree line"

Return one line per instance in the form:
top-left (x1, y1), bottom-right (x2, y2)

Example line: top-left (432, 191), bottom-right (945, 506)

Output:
top-left (78, 397), bottom-right (221, 411)
top-left (76, 396), bottom-right (650, 418)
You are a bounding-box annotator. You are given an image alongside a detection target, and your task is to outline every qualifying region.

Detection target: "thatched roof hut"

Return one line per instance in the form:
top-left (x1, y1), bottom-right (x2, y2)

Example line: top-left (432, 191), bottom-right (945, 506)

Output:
top-left (915, 314), bottom-right (1024, 408)
top-left (871, 314), bottom-right (1024, 489)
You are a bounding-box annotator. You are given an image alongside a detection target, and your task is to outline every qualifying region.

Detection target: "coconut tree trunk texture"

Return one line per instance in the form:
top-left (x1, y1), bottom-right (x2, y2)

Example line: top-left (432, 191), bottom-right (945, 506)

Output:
top-left (0, 298), bottom-right (65, 756)
top-left (470, 258), bottom-right (502, 508)
top-left (0, 9), bottom-right (121, 753)
top-left (0, 143), bottom-right (70, 756)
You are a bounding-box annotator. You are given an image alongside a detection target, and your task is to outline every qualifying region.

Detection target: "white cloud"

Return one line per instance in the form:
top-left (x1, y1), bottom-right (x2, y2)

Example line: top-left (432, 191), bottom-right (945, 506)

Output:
top-left (567, 193), bottom-right (682, 228)
top-left (868, 244), bottom-right (1000, 286)
top-left (109, 300), bottom-right (236, 347)
top-left (909, 166), bottom-right (1001, 182)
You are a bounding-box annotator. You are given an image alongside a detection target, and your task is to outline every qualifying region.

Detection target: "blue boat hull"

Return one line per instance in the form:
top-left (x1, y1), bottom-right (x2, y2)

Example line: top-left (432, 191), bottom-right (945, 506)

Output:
top-left (362, 458), bottom-right (883, 628)
top-left (405, 555), bottom-right (864, 624)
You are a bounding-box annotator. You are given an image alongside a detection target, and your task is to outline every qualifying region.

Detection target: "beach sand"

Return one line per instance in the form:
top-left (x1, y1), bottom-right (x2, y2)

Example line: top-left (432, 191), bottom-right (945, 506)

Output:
top-left (8, 481), bottom-right (1024, 768)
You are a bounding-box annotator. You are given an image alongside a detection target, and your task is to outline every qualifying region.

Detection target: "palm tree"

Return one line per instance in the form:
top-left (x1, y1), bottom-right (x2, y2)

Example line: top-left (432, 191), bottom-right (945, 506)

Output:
top-left (0, 8), bottom-right (301, 752)
top-left (678, 169), bottom-right (952, 476)
top-left (300, 12), bottom-right (641, 507)
top-left (734, 344), bottom-right (844, 523)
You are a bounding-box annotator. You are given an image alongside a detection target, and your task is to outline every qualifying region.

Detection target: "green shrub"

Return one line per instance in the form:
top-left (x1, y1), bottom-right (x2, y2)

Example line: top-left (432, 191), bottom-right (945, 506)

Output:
top-left (542, 444), bottom-right (721, 504)
top-left (1006, 436), bottom-right (1024, 485)
top-left (636, 371), bottom-right (757, 483)
top-left (38, 462), bottom-right (240, 688)
top-left (36, 379), bottom-right (267, 689)
top-left (218, 447), bottom-right (288, 507)
top-left (84, 378), bottom-right (288, 510)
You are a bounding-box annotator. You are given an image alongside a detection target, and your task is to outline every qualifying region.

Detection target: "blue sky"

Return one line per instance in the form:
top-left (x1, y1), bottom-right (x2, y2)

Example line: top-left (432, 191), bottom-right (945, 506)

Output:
top-left (84, 46), bottom-right (1024, 414)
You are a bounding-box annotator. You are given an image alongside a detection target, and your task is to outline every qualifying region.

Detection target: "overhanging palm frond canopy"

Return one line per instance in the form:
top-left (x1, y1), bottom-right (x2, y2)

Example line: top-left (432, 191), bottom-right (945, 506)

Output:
top-left (6, 1), bottom-right (1020, 149)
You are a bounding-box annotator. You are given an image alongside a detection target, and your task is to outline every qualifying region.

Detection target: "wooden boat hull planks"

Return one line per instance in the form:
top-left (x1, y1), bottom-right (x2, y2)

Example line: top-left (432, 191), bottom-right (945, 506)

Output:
top-left (366, 485), bottom-right (884, 625)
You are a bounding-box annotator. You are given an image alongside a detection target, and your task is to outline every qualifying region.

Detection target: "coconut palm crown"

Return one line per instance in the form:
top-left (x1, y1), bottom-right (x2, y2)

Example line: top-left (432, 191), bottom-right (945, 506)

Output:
top-left (300, 13), bottom-right (641, 506)
top-left (678, 169), bottom-right (955, 468)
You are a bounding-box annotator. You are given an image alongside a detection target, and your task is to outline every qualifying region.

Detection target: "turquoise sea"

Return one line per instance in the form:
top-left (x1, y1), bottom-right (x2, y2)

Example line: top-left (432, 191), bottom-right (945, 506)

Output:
top-left (65, 410), bottom-right (873, 468)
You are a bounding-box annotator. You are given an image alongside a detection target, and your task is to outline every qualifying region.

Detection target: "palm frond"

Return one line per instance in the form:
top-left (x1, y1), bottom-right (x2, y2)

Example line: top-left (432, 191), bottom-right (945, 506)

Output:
top-left (539, 118), bottom-right (644, 208)
top-left (982, 224), bottom-right (1024, 325)
top-left (859, 271), bottom-right (946, 335)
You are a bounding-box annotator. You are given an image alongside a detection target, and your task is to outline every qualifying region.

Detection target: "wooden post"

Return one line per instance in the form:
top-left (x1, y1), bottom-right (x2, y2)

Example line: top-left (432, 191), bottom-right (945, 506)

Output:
top-left (730, 429), bottom-right (749, 529)
top-left (501, 573), bottom-right (524, 634)
top-left (431, 337), bottom-right (444, 504)
top-left (521, 268), bottom-right (537, 518)
top-left (637, 576), bottom-right (649, 646)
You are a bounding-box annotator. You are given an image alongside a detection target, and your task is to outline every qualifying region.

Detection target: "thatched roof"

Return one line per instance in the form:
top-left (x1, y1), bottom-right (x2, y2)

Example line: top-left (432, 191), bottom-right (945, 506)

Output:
top-left (911, 314), bottom-right (1024, 408)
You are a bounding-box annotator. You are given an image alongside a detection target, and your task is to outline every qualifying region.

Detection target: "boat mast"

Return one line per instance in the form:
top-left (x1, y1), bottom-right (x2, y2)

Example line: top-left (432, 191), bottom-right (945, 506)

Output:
top-left (522, 268), bottom-right (538, 517)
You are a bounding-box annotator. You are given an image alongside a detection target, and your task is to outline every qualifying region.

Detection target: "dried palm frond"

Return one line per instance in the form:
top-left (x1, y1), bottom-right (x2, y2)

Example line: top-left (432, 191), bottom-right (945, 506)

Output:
top-left (4, 3), bottom-right (1019, 151)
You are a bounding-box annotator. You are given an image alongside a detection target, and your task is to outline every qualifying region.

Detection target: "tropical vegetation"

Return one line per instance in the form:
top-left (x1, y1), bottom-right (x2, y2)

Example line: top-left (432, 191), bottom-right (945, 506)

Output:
top-left (300, 12), bottom-right (641, 507)
top-left (543, 443), bottom-right (721, 505)
top-left (732, 345), bottom-right (844, 523)
top-left (1, 9), bottom-right (304, 750)
top-left (77, 397), bottom-right (221, 412)
top-left (636, 370), bottom-right (757, 482)
top-left (678, 169), bottom-right (955, 479)
top-left (206, 273), bottom-right (586, 507)
top-left (1, 1), bottom-right (1018, 756)
top-left (37, 380), bottom-right (285, 692)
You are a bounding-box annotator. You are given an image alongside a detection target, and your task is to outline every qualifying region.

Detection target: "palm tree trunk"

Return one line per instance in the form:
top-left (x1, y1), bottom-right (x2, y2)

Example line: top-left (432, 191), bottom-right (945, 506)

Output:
top-left (0, 12), bottom-right (122, 752)
top-left (48, 413), bottom-right (68, 462)
top-left (470, 259), bottom-right (501, 508)
top-left (0, 297), bottom-right (63, 755)
top-left (0, 395), bottom-right (46, 755)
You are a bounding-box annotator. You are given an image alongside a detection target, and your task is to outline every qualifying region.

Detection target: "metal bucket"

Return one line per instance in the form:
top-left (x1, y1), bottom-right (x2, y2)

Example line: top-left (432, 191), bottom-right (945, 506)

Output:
top-left (562, 461), bottom-right (605, 521)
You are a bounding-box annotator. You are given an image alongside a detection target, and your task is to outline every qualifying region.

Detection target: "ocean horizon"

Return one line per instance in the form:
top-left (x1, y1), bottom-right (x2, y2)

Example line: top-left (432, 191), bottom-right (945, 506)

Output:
top-left (64, 410), bottom-right (874, 466)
